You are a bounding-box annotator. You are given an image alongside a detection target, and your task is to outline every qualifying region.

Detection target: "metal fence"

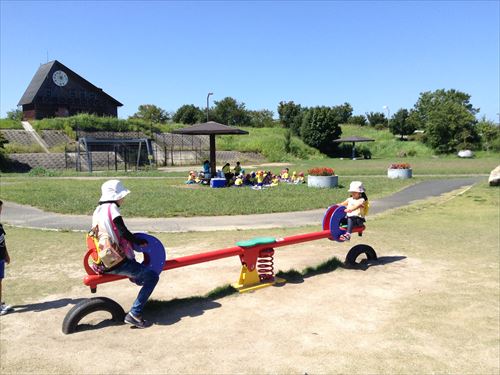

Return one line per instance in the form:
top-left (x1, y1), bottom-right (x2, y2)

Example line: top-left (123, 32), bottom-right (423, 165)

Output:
top-left (152, 133), bottom-right (209, 167)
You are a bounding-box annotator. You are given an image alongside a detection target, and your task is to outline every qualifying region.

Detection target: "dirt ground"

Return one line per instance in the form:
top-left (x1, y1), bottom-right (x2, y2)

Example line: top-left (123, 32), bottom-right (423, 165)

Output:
top-left (1, 232), bottom-right (497, 375)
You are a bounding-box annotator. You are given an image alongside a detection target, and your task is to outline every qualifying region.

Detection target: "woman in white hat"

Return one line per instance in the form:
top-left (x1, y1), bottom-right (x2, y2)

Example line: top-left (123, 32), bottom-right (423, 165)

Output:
top-left (338, 181), bottom-right (369, 241)
top-left (91, 180), bottom-right (158, 328)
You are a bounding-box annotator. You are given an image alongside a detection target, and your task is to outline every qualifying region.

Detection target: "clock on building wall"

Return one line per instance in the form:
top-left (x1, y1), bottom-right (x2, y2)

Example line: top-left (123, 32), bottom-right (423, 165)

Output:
top-left (52, 70), bottom-right (68, 87)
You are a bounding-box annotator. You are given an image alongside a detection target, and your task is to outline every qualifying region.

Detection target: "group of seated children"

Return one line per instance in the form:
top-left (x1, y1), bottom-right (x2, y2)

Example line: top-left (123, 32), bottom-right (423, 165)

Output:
top-left (279, 168), bottom-right (305, 185)
top-left (185, 163), bottom-right (306, 188)
top-left (234, 168), bottom-right (305, 189)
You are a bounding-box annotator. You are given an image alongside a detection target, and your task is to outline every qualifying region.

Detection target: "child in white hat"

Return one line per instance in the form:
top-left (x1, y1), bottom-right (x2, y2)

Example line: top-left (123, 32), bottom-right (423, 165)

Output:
top-left (338, 181), bottom-right (368, 241)
top-left (91, 180), bottom-right (158, 328)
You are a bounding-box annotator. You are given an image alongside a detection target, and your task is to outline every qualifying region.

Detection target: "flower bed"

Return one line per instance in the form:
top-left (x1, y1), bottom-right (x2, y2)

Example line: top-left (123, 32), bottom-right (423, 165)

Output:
top-left (307, 167), bottom-right (335, 176)
top-left (388, 163), bottom-right (411, 170)
top-left (388, 163), bottom-right (412, 179)
top-left (307, 167), bottom-right (338, 188)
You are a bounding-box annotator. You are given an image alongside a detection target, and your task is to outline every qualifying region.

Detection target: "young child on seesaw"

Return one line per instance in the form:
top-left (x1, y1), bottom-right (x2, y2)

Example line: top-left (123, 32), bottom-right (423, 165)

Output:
top-left (338, 181), bottom-right (368, 241)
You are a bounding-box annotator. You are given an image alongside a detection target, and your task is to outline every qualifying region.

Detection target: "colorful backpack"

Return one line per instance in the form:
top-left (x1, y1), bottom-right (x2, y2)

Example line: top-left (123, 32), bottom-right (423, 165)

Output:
top-left (87, 205), bottom-right (127, 274)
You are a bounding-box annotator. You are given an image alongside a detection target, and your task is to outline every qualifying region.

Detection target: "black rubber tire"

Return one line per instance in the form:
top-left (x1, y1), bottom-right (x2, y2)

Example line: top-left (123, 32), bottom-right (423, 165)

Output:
top-left (345, 244), bottom-right (377, 267)
top-left (62, 297), bottom-right (125, 334)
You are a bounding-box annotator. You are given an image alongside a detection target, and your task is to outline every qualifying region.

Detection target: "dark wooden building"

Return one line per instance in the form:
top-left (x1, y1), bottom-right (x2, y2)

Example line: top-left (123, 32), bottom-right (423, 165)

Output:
top-left (18, 60), bottom-right (122, 120)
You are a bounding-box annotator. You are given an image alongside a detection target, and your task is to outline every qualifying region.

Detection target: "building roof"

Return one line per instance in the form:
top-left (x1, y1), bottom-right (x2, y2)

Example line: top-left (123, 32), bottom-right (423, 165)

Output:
top-left (18, 60), bottom-right (122, 106)
top-left (172, 121), bottom-right (249, 135)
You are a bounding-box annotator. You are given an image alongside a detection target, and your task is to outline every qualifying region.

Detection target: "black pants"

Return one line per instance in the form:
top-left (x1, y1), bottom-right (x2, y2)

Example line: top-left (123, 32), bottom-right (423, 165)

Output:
top-left (341, 216), bottom-right (365, 233)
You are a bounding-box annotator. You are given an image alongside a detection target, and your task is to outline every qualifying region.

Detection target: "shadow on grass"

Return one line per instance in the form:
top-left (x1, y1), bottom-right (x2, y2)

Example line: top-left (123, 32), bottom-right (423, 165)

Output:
top-left (143, 284), bottom-right (238, 326)
top-left (12, 297), bottom-right (87, 314)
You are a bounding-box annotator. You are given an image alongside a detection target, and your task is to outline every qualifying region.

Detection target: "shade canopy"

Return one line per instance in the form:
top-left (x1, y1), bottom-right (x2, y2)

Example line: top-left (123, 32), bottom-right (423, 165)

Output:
top-left (172, 121), bottom-right (249, 176)
top-left (332, 136), bottom-right (375, 159)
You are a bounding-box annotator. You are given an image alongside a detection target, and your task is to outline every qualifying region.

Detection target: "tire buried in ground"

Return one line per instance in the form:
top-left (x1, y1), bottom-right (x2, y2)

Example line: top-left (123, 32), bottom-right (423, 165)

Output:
top-left (62, 297), bottom-right (125, 334)
top-left (345, 244), bottom-right (377, 267)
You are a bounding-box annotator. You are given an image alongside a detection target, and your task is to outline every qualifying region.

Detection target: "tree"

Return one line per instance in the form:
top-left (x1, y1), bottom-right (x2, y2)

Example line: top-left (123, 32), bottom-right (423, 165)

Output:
top-left (336, 102), bottom-right (353, 124)
top-left (366, 111), bottom-right (387, 127)
top-left (277, 101), bottom-right (302, 135)
top-left (389, 108), bottom-right (415, 140)
top-left (248, 109), bottom-right (275, 127)
top-left (476, 117), bottom-right (500, 152)
top-left (211, 97), bottom-right (251, 126)
top-left (130, 104), bottom-right (169, 124)
top-left (347, 115), bottom-right (367, 126)
top-left (173, 104), bottom-right (204, 124)
top-left (408, 89), bottom-right (480, 153)
top-left (300, 105), bottom-right (343, 155)
top-left (7, 108), bottom-right (23, 121)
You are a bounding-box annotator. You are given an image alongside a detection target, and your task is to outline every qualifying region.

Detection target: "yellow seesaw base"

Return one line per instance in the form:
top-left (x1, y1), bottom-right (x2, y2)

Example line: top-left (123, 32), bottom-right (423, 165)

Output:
top-left (232, 265), bottom-right (286, 293)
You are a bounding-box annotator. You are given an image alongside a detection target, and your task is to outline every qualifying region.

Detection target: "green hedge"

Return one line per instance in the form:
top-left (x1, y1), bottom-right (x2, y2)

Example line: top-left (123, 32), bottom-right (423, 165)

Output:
top-left (31, 114), bottom-right (185, 136)
top-left (0, 119), bottom-right (23, 129)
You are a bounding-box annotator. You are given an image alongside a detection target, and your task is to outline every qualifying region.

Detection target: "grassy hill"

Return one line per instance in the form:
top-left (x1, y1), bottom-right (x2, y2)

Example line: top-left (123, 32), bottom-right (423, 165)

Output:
top-left (217, 127), bottom-right (323, 162)
top-left (218, 124), bottom-right (435, 161)
top-left (2, 114), bottom-right (493, 162)
top-left (339, 124), bottom-right (434, 158)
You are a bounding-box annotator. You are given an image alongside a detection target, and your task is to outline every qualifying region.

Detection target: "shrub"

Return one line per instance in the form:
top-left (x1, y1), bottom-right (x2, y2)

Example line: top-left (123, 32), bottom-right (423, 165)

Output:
top-left (308, 167), bottom-right (335, 176)
top-left (28, 167), bottom-right (59, 177)
top-left (32, 113), bottom-right (154, 134)
top-left (4, 143), bottom-right (45, 153)
top-left (389, 163), bottom-right (411, 169)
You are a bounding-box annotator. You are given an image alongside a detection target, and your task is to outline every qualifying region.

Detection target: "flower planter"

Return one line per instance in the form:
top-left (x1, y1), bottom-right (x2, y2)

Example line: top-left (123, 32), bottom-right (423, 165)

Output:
top-left (387, 168), bottom-right (412, 179)
top-left (307, 175), bottom-right (338, 188)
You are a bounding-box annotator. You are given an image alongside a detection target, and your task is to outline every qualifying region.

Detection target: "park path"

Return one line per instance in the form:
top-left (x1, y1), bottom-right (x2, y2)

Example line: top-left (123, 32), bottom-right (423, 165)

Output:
top-left (2, 177), bottom-right (482, 233)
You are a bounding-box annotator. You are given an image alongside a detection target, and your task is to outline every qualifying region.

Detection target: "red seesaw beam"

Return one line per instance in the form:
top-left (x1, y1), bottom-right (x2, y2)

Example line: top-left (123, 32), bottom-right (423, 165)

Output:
top-left (83, 229), bottom-right (333, 290)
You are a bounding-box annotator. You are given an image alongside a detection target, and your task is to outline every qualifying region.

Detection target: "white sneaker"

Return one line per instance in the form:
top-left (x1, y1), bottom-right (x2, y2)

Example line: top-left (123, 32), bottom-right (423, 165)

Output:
top-left (1, 302), bottom-right (13, 311)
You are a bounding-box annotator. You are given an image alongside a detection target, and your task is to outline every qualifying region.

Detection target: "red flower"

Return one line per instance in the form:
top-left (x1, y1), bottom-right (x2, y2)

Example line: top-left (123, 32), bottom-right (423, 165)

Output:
top-left (307, 167), bottom-right (335, 176)
top-left (389, 163), bottom-right (411, 169)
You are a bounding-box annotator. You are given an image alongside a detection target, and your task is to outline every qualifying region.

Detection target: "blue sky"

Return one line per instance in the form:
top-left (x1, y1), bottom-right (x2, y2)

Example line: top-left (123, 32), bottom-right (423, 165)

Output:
top-left (1, 0), bottom-right (499, 121)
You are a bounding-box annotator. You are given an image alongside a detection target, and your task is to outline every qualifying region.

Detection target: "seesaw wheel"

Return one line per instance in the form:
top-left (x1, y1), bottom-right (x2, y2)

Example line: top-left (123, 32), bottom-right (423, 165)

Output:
top-left (345, 244), bottom-right (377, 267)
top-left (62, 297), bottom-right (125, 335)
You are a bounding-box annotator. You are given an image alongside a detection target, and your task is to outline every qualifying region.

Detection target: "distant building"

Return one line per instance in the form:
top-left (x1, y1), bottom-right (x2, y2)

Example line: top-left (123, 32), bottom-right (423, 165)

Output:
top-left (18, 60), bottom-right (122, 120)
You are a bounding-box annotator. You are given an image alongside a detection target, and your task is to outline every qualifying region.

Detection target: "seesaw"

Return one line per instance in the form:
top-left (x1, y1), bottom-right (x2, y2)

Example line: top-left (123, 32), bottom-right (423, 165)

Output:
top-left (62, 205), bottom-right (377, 334)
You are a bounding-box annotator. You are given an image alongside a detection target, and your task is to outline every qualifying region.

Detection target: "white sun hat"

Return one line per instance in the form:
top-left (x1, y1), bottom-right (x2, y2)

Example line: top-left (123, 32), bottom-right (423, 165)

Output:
top-left (99, 180), bottom-right (130, 202)
top-left (348, 181), bottom-right (365, 193)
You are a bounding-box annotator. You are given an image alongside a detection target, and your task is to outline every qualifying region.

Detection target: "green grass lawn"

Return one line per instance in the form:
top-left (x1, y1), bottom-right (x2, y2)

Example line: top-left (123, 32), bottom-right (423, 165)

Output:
top-left (0, 175), bottom-right (419, 217)
top-left (1, 155), bottom-right (497, 217)
top-left (278, 155), bottom-right (498, 176)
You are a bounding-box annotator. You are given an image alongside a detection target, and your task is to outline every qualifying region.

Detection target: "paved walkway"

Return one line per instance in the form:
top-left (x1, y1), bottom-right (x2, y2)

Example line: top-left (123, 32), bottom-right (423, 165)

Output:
top-left (2, 177), bottom-right (483, 233)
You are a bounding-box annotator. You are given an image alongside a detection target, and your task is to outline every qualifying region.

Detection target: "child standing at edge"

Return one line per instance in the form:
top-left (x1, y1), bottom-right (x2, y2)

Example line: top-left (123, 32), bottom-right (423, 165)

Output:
top-left (0, 200), bottom-right (13, 316)
top-left (338, 181), bottom-right (368, 241)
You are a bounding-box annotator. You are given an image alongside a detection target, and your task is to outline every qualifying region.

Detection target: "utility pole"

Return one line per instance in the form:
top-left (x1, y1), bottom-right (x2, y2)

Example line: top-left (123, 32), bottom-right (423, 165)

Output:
top-left (206, 92), bottom-right (213, 122)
